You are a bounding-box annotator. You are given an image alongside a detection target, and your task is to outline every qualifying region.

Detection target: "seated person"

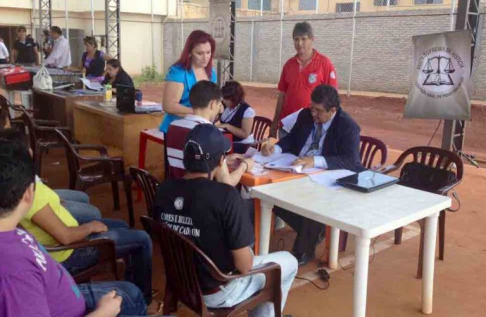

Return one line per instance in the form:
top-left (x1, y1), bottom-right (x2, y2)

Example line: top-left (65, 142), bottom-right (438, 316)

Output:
top-left (216, 81), bottom-right (256, 154)
top-left (80, 36), bottom-right (110, 82)
top-left (154, 124), bottom-right (298, 316)
top-left (0, 129), bottom-right (103, 226)
top-left (0, 139), bottom-right (147, 316)
top-left (166, 80), bottom-right (253, 186)
top-left (102, 59), bottom-right (134, 89)
top-left (262, 84), bottom-right (365, 266)
top-left (1, 127), bottom-right (152, 305)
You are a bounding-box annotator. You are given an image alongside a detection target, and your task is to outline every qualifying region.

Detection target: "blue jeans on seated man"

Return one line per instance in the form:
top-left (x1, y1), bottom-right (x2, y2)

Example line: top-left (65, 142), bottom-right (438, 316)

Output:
top-left (203, 251), bottom-right (298, 317)
top-left (79, 281), bottom-right (147, 316)
top-left (55, 189), bottom-right (102, 224)
top-left (62, 218), bottom-right (153, 304)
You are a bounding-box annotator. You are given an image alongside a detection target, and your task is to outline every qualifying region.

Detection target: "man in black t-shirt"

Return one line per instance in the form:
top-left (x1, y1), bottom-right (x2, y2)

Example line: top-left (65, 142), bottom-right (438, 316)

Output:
top-left (12, 26), bottom-right (39, 65)
top-left (154, 124), bottom-right (298, 317)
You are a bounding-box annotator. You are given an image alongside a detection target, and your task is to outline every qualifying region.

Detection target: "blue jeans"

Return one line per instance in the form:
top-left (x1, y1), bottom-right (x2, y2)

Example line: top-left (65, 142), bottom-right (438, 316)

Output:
top-left (62, 219), bottom-right (153, 304)
top-left (79, 281), bottom-right (147, 316)
top-left (55, 189), bottom-right (102, 224)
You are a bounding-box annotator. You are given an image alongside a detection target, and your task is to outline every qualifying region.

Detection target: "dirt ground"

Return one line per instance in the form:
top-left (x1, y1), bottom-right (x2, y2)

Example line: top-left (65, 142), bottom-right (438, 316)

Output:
top-left (140, 82), bottom-right (486, 164)
top-left (27, 82), bottom-right (486, 316)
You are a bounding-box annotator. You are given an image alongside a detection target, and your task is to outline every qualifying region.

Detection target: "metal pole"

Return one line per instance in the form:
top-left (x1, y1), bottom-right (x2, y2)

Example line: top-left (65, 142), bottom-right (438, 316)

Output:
top-left (65, 0), bottom-right (69, 41)
top-left (278, 0), bottom-right (284, 80)
top-left (151, 0), bottom-right (155, 67)
top-left (450, 0), bottom-right (456, 31)
top-left (386, 0), bottom-right (390, 11)
top-left (347, 0), bottom-right (358, 97)
top-left (249, 20), bottom-right (254, 81)
top-left (315, 0), bottom-right (319, 14)
top-left (91, 0), bottom-right (95, 35)
top-left (180, 0), bottom-right (184, 52)
top-left (260, 0), bottom-right (263, 16)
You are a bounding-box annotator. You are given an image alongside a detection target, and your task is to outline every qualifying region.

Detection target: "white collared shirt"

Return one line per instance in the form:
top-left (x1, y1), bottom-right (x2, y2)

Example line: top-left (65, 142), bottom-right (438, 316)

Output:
top-left (43, 36), bottom-right (71, 68)
top-left (0, 41), bottom-right (9, 59)
top-left (274, 114), bottom-right (335, 169)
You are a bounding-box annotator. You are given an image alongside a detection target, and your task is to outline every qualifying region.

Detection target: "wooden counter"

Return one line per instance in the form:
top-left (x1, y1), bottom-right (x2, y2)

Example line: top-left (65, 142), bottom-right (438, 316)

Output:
top-left (73, 100), bottom-right (165, 172)
top-left (33, 89), bottom-right (104, 133)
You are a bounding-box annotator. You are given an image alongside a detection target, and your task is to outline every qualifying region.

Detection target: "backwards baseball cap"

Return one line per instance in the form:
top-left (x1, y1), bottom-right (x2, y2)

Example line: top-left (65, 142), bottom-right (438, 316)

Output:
top-left (183, 124), bottom-right (232, 173)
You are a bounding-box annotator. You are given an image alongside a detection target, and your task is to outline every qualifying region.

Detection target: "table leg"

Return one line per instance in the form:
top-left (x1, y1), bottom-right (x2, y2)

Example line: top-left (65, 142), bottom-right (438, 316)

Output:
top-left (137, 133), bottom-right (148, 201)
top-left (253, 198), bottom-right (261, 255)
top-left (353, 236), bottom-right (371, 317)
top-left (422, 212), bottom-right (439, 314)
top-left (329, 227), bottom-right (340, 270)
top-left (259, 201), bottom-right (273, 255)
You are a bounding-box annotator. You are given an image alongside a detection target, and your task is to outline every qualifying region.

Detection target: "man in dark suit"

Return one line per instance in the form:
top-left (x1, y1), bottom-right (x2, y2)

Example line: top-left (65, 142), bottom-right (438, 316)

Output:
top-left (261, 84), bottom-right (365, 265)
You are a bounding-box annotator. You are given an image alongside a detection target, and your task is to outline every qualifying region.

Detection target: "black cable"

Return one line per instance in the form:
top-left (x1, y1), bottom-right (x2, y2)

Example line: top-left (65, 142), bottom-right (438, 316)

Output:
top-left (427, 120), bottom-right (442, 146)
top-left (337, 235), bottom-right (382, 272)
top-left (294, 276), bottom-right (330, 291)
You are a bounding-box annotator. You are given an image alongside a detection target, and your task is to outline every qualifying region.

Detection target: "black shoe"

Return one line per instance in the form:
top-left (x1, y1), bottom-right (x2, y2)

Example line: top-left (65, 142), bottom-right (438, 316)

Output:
top-left (291, 251), bottom-right (315, 266)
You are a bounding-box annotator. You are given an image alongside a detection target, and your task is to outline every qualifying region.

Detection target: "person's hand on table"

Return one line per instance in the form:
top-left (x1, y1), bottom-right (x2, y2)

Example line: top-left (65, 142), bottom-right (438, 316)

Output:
top-left (226, 153), bottom-right (244, 166)
top-left (215, 122), bottom-right (227, 129)
top-left (261, 142), bottom-right (275, 156)
top-left (293, 156), bottom-right (314, 169)
top-left (239, 158), bottom-right (254, 173)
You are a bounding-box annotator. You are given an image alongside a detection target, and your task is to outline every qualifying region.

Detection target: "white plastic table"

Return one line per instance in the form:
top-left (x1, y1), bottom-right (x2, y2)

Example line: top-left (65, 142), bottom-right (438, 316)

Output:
top-left (250, 176), bottom-right (451, 317)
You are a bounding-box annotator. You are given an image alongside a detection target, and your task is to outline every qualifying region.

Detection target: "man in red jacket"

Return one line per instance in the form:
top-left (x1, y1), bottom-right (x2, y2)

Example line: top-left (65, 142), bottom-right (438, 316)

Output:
top-left (270, 21), bottom-right (338, 139)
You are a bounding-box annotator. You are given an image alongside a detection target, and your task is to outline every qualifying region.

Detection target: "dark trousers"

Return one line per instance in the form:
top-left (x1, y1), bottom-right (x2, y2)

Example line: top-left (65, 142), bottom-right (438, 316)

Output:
top-left (274, 207), bottom-right (326, 255)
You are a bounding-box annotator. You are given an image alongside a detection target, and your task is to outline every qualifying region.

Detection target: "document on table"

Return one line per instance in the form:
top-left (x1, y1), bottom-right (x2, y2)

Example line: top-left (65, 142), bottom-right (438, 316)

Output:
top-left (309, 170), bottom-right (356, 190)
top-left (249, 151), bottom-right (321, 174)
top-left (80, 78), bottom-right (103, 91)
top-left (281, 109), bottom-right (303, 133)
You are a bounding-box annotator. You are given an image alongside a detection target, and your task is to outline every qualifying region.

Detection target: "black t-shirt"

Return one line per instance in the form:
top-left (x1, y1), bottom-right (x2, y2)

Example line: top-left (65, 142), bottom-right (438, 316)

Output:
top-left (102, 70), bottom-right (134, 88)
top-left (14, 38), bottom-right (36, 64)
top-left (154, 178), bottom-right (254, 292)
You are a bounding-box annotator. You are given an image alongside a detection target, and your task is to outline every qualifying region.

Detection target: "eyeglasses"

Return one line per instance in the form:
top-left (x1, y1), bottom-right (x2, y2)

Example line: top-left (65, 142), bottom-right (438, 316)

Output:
top-left (309, 105), bottom-right (328, 115)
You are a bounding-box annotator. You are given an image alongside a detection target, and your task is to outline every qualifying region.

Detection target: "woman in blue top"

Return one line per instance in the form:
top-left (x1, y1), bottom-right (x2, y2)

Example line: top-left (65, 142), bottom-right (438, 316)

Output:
top-left (159, 30), bottom-right (217, 132)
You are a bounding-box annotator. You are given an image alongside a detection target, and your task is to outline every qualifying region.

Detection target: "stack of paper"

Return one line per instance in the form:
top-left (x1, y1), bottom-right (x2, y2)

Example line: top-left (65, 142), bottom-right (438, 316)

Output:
top-left (250, 151), bottom-right (321, 174)
top-left (309, 170), bottom-right (356, 190)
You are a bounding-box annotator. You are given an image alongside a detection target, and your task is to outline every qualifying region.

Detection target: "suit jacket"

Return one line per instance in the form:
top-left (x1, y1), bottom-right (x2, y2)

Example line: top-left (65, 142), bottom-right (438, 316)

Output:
top-left (277, 108), bottom-right (365, 173)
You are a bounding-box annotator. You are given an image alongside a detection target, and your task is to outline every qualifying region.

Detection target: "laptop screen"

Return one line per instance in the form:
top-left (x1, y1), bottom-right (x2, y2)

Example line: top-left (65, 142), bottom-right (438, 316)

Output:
top-left (337, 171), bottom-right (398, 191)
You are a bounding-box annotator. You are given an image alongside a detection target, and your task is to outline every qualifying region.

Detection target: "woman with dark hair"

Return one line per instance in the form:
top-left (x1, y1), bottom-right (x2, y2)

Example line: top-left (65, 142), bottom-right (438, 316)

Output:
top-left (102, 58), bottom-right (134, 89)
top-left (159, 30), bottom-right (217, 133)
top-left (216, 81), bottom-right (256, 154)
top-left (80, 37), bottom-right (110, 82)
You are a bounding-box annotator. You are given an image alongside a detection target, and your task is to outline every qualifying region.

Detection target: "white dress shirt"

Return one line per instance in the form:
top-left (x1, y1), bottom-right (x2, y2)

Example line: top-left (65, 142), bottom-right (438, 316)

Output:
top-left (0, 41), bottom-right (9, 60)
top-left (43, 36), bottom-right (71, 68)
top-left (273, 114), bottom-right (335, 169)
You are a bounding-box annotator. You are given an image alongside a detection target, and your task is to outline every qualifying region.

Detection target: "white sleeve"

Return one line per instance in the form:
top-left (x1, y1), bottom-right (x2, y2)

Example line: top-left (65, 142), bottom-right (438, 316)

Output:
top-left (243, 107), bottom-right (256, 119)
top-left (0, 43), bottom-right (8, 57)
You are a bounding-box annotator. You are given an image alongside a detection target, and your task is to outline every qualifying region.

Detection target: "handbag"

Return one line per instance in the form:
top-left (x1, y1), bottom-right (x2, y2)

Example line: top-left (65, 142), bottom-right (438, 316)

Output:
top-left (32, 65), bottom-right (53, 90)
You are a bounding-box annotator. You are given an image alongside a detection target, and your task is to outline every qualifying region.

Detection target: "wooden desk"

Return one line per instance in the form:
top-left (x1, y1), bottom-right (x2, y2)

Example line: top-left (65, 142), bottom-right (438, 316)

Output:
top-left (251, 176), bottom-right (451, 317)
top-left (33, 89), bottom-right (104, 133)
top-left (74, 101), bottom-right (165, 171)
top-left (240, 169), bottom-right (304, 255)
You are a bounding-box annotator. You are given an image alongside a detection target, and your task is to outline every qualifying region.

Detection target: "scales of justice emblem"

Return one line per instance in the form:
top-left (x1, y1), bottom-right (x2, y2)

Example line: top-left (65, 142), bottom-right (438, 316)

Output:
top-left (422, 55), bottom-right (456, 86)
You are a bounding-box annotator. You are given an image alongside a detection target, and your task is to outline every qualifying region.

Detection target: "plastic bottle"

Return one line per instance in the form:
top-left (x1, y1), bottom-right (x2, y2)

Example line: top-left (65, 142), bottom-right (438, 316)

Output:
top-left (105, 83), bottom-right (112, 102)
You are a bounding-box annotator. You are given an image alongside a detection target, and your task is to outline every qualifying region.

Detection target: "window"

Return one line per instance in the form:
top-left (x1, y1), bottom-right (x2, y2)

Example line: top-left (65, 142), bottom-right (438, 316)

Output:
top-left (374, 0), bottom-right (398, 6)
top-left (299, 0), bottom-right (317, 11)
top-left (248, 0), bottom-right (271, 11)
top-left (234, 0), bottom-right (242, 9)
top-left (336, 2), bottom-right (361, 13)
top-left (415, 0), bottom-right (443, 4)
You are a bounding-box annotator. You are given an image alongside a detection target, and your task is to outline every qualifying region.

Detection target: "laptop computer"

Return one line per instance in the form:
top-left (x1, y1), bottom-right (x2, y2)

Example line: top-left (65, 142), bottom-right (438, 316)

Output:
top-left (116, 84), bottom-right (135, 113)
top-left (336, 170), bottom-right (399, 193)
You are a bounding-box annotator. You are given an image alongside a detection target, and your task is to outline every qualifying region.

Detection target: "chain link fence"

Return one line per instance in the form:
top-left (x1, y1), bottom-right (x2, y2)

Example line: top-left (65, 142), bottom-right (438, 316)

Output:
top-left (165, 0), bottom-right (486, 100)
